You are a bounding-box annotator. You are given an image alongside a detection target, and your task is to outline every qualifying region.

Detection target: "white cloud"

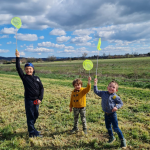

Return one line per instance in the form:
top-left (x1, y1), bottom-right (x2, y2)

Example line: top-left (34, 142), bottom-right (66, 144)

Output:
top-left (38, 41), bottom-right (65, 49)
top-left (49, 29), bottom-right (66, 36)
top-left (20, 51), bottom-right (25, 56)
top-left (91, 51), bottom-right (98, 53)
top-left (57, 51), bottom-right (63, 53)
top-left (65, 46), bottom-right (74, 49)
top-left (0, 44), bottom-right (2, 46)
top-left (27, 44), bottom-right (34, 48)
top-left (56, 36), bottom-right (71, 43)
top-left (14, 33), bottom-right (38, 41)
top-left (71, 36), bottom-right (92, 46)
top-left (39, 36), bottom-right (44, 39)
top-left (0, 49), bottom-right (9, 53)
top-left (37, 53), bottom-right (41, 55)
top-left (7, 41), bottom-right (12, 44)
top-left (76, 47), bottom-right (86, 51)
top-left (72, 29), bottom-right (94, 36)
top-left (76, 42), bottom-right (91, 46)
top-left (64, 50), bottom-right (76, 53)
top-left (25, 47), bottom-right (54, 53)
top-left (58, 47), bottom-right (90, 54)
top-left (1, 27), bottom-right (16, 34)
top-left (20, 44), bottom-right (26, 47)
top-left (0, 35), bottom-right (9, 39)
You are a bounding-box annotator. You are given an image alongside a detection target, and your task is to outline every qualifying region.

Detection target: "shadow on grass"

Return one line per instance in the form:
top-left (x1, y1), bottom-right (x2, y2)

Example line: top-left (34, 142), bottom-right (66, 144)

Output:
top-left (0, 131), bottom-right (28, 140)
top-left (0, 129), bottom-right (124, 150)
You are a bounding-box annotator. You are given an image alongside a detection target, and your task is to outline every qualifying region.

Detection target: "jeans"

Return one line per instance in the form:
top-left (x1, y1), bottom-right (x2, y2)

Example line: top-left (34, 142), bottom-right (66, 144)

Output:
top-left (105, 112), bottom-right (124, 139)
top-left (25, 99), bottom-right (39, 134)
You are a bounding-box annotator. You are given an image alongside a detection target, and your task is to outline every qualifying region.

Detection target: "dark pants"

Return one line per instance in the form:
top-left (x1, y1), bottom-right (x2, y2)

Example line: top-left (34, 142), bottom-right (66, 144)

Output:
top-left (105, 112), bottom-right (124, 139)
top-left (25, 99), bottom-right (39, 135)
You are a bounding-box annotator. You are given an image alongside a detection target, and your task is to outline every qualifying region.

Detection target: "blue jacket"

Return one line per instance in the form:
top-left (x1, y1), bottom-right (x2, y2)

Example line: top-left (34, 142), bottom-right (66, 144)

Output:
top-left (94, 86), bottom-right (123, 113)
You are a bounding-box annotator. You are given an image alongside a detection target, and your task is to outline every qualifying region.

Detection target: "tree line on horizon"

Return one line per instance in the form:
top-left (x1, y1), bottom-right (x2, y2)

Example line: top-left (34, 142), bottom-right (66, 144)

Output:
top-left (0, 52), bottom-right (150, 64)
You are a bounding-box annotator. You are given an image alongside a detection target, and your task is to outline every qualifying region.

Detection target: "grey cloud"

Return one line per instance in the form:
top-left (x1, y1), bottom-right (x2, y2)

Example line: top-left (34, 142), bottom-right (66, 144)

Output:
top-left (118, 0), bottom-right (150, 16)
top-left (1, 0), bottom-right (150, 31)
top-left (0, 0), bottom-right (150, 44)
top-left (94, 22), bottom-right (150, 42)
top-left (46, 0), bottom-right (104, 27)
top-left (0, 0), bottom-right (50, 16)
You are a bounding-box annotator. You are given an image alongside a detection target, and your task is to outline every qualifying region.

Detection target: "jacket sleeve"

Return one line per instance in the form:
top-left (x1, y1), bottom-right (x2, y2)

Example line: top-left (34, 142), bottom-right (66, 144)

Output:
top-left (81, 83), bottom-right (91, 95)
top-left (115, 96), bottom-right (123, 109)
top-left (69, 93), bottom-right (73, 108)
top-left (16, 57), bottom-right (24, 80)
top-left (93, 86), bottom-right (103, 97)
top-left (38, 78), bottom-right (44, 101)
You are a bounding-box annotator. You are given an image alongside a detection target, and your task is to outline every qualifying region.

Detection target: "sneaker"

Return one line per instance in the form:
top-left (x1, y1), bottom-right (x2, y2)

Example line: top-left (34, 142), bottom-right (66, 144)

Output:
top-left (29, 133), bottom-right (42, 138)
top-left (108, 136), bottom-right (116, 144)
top-left (35, 130), bottom-right (41, 134)
top-left (29, 131), bottom-right (42, 138)
top-left (121, 138), bottom-right (127, 149)
top-left (70, 127), bottom-right (79, 133)
top-left (83, 128), bottom-right (87, 134)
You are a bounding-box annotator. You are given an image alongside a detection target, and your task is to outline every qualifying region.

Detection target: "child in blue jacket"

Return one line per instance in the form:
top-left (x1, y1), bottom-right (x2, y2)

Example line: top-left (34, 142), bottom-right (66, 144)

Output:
top-left (94, 79), bottom-right (126, 149)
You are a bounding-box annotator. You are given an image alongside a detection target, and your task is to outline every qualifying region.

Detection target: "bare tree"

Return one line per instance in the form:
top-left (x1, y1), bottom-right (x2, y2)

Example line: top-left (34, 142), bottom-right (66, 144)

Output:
top-left (82, 52), bottom-right (88, 59)
top-left (38, 58), bottom-right (43, 62)
top-left (11, 59), bottom-right (16, 62)
top-left (20, 58), bottom-right (27, 64)
top-left (47, 55), bottom-right (56, 62)
top-left (26, 57), bottom-right (36, 63)
top-left (0, 59), bottom-right (6, 64)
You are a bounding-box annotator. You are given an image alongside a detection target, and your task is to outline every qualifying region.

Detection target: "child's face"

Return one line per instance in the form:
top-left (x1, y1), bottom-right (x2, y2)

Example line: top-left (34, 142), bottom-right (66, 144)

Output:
top-left (107, 82), bottom-right (118, 94)
top-left (25, 66), bottom-right (34, 75)
top-left (74, 83), bottom-right (82, 91)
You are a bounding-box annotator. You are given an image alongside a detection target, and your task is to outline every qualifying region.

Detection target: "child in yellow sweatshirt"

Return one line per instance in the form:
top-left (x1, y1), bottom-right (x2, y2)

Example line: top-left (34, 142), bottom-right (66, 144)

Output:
top-left (69, 77), bottom-right (91, 134)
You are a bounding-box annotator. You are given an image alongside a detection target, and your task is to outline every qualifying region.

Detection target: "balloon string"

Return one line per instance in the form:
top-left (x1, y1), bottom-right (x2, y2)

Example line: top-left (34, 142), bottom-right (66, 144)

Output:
top-left (16, 29), bottom-right (18, 50)
top-left (96, 50), bottom-right (99, 77)
top-left (89, 70), bottom-right (90, 76)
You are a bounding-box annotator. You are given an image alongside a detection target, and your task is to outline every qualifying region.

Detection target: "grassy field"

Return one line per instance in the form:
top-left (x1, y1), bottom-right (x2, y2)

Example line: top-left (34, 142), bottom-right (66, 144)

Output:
top-left (0, 57), bottom-right (150, 149)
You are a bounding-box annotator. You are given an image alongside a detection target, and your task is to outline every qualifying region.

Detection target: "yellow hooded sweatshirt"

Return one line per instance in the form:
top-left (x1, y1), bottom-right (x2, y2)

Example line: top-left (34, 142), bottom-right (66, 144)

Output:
top-left (69, 83), bottom-right (91, 108)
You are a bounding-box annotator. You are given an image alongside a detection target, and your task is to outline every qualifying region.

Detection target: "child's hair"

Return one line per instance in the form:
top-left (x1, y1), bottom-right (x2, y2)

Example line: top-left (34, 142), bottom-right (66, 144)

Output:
top-left (108, 81), bottom-right (119, 90)
top-left (72, 78), bottom-right (82, 87)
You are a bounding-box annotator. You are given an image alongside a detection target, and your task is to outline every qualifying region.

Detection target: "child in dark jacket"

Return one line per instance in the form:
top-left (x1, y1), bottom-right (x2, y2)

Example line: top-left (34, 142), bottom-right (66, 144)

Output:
top-left (15, 50), bottom-right (44, 138)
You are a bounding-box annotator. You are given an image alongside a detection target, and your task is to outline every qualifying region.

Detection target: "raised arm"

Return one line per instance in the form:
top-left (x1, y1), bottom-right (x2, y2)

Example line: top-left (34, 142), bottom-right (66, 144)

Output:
top-left (93, 78), bottom-right (103, 97)
top-left (15, 50), bottom-right (24, 80)
top-left (81, 76), bottom-right (91, 95)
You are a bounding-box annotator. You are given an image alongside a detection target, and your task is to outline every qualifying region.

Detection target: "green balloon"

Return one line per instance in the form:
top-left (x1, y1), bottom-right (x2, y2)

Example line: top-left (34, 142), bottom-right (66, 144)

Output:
top-left (83, 60), bottom-right (93, 71)
top-left (11, 17), bottom-right (22, 29)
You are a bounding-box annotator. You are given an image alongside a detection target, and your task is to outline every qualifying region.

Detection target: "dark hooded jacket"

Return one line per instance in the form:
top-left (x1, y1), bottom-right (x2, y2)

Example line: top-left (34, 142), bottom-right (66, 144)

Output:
top-left (16, 57), bottom-right (44, 101)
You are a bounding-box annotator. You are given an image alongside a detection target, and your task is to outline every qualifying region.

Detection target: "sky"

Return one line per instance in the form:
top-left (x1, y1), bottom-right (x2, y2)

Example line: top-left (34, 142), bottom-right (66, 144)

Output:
top-left (0, 0), bottom-right (150, 58)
